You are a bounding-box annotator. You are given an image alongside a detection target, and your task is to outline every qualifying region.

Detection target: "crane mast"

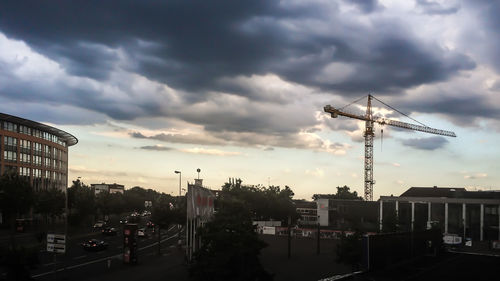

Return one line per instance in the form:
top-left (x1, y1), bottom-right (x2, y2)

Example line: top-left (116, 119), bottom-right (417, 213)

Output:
top-left (364, 95), bottom-right (374, 201)
top-left (324, 94), bottom-right (456, 201)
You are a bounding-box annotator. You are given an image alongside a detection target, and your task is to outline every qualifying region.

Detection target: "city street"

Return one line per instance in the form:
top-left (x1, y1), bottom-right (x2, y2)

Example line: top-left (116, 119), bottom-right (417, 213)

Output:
top-left (30, 224), bottom-right (181, 281)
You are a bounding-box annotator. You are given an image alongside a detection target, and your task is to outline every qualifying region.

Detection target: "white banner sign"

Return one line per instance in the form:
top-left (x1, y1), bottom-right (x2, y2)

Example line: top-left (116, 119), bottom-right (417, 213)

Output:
top-left (187, 185), bottom-right (215, 220)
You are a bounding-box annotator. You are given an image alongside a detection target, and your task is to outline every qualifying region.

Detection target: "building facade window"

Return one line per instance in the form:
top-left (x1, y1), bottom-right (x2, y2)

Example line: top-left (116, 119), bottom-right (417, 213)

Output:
top-left (33, 142), bottom-right (42, 156)
top-left (33, 155), bottom-right (42, 166)
top-left (44, 157), bottom-right (51, 168)
top-left (20, 167), bottom-right (31, 177)
top-left (3, 150), bottom-right (17, 162)
top-left (20, 153), bottom-right (31, 164)
top-left (32, 129), bottom-right (42, 138)
top-left (19, 125), bottom-right (31, 135)
top-left (485, 206), bottom-right (498, 215)
top-left (4, 136), bottom-right (17, 148)
top-left (3, 121), bottom-right (18, 132)
top-left (20, 139), bottom-right (31, 153)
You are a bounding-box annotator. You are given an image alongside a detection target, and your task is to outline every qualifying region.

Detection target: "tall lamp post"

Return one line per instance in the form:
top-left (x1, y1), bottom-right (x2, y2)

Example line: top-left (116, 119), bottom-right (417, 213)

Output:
top-left (174, 170), bottom-right (182, 248)
top-left (174, 171), bottom-right (181, 196)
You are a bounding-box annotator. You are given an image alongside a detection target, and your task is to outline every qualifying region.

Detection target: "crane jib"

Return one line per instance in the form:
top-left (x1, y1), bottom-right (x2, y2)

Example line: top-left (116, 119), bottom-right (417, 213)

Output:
top-left (324, 105), bottom-right (456, 138)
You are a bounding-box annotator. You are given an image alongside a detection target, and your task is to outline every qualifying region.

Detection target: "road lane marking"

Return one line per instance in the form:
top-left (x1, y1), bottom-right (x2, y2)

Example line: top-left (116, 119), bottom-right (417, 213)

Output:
top-left (31, 234), bottom-right (178, 278)
top-left (73, 255), bottom-right (87, 260)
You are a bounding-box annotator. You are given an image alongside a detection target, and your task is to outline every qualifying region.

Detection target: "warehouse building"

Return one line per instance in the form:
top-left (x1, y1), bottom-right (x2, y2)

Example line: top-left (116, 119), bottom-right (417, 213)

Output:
top-left (379, 186), bottom-right (500, 241)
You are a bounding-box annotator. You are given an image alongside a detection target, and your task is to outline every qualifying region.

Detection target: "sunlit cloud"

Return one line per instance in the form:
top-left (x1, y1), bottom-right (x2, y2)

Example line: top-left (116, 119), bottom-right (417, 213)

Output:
top-left (179, 148), bottom-right (242, 156)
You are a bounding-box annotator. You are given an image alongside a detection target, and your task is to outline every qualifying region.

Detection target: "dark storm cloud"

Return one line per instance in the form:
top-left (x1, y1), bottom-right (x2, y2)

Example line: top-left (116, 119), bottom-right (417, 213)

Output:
top-left (416, 0), bottom-right (460, 15)
top-left (395, 93), bottom-right (500, 126)
top-left (138, 145), bottom-right (173, 151)
top-left (462, 0), bottom-right (500, 73)
top-left (0, 0), bottom-right (474, 100)
top-left (401, 136), bottom-right (448, 150)
top-left (344, 0), bottom-right (382, 13)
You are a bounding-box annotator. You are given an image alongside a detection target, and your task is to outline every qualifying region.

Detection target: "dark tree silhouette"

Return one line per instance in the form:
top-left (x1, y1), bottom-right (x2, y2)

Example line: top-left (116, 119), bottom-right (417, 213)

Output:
top-left (190, 198), bottom-right (273, 281)
top-left (312, 185), bottom-right (363, 201)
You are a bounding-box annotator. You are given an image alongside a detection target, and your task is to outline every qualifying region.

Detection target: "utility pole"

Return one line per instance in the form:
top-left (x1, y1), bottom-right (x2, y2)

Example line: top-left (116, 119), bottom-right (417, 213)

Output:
top-left (317, 222), bottom-right (320, 255)
top-left (287, 216), bottom-right (291, 259)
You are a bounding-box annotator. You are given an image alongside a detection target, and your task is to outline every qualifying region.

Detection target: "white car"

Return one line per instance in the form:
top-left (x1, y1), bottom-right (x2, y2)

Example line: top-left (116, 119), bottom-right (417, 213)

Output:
top-left (93, 221), bottom-right (105, 229)
top-left (138, 228), bottom-right (146, 237)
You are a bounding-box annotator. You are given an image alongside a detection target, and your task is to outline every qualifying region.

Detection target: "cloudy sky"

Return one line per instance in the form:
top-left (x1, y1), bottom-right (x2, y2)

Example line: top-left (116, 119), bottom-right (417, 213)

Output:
top-left (1, 0), bottom-right (499, 199)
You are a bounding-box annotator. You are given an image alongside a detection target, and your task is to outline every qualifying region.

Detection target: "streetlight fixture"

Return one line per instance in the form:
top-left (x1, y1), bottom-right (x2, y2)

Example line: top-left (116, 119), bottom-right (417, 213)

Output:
top-left (174, 171), bottom-right (181, 196)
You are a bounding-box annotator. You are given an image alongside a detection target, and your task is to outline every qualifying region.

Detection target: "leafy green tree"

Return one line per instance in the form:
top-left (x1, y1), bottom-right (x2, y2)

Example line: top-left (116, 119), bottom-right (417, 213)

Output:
top-left (190, 198), bottom-right (273, 281)
top-left (67, 179), bottom-right (96, 226)
top-left (151, 194), bottom-right (178, 254)
top-left (34, 187), bottom-right (65, 226)
top-left (220, 179), bottom-right (298, 224)
top-left (123, 186), bottom-right (159, 212)
top-left (151, 194), bottom-right (175, 229)
top-left (0, 171), bottom-right (34, 227)
top-left (312, 185), bottom-right (363, 201)
top-left (107, 192), bottom-right (126, 215)
top-left (95, 192), bottom-right (118, 219)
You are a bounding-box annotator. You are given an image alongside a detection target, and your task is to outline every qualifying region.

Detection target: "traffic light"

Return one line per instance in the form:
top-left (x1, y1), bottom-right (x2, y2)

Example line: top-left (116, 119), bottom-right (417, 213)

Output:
top-left (123, 224), bottom-right (138, 264)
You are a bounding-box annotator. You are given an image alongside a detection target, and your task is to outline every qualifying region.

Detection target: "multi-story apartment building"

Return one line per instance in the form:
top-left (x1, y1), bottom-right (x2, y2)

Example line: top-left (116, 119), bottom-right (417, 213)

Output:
top-left (0, 113), bottom-right (78, 191)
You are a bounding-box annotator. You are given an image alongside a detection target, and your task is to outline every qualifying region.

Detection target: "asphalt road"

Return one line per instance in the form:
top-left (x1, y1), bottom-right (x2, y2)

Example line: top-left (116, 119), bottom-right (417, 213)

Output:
top-left (27, 221), bottom-right (182, 281)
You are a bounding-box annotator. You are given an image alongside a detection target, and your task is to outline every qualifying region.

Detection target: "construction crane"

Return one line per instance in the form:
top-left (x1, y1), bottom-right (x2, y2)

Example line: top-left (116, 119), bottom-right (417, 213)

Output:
top-left (324, 94), bottom-right (456, 201)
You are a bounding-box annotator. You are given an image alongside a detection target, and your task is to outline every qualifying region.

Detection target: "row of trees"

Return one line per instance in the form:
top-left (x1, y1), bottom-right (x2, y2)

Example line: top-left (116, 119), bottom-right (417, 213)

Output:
top-left (67, 179), bottom-right (185, 227)
top-left (0, 172), bottom-right (185, 230)
top-left (0, 171), bottom-right (65, 229)
top-left (312, 185), bottom-right (363, 201)
top-left (220, 179), bottom-right (299, 224)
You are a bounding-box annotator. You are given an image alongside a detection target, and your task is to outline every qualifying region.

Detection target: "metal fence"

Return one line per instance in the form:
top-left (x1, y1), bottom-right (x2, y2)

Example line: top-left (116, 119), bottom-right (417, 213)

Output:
top-left (362, 229), bottom-right (442, 271)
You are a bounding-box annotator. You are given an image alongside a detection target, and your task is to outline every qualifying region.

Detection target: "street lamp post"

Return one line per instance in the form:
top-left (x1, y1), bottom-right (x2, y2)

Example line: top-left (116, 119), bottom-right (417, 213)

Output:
top-left (174, 171), bottom-right (181, 196)
top-left (174, 171), bottom-right (182, 248)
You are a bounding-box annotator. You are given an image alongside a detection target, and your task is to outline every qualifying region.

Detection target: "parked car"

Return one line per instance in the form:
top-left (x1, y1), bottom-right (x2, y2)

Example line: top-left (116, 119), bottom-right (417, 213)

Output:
top-left (138, 228), bottom-right (146, 237)
top-left (146, 221), bottom-right (155, 228)
top-left (81, 239), bottom-right (108, 251)
top-left (119, 217), bottom-right (128, 224)
top-left (101, 227), bottom-right (117, 236)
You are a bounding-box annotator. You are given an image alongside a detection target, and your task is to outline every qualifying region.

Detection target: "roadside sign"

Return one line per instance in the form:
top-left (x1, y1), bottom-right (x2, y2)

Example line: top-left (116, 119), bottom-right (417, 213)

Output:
top-left (47, 234), bottom-right (66, 243)
top-left (47, 243), bottom-right (66, 253)
top-left (47, 233), bottom-right (66, 253)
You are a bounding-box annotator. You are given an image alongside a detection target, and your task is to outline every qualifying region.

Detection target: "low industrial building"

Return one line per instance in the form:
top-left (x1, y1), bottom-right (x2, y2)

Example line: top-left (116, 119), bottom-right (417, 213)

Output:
top-left (379, 186), bottom-right (500, 241)
top-left (316, 198), bottom-right (378, 232)
top-left (294, 200), bottom-right (318, 226)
